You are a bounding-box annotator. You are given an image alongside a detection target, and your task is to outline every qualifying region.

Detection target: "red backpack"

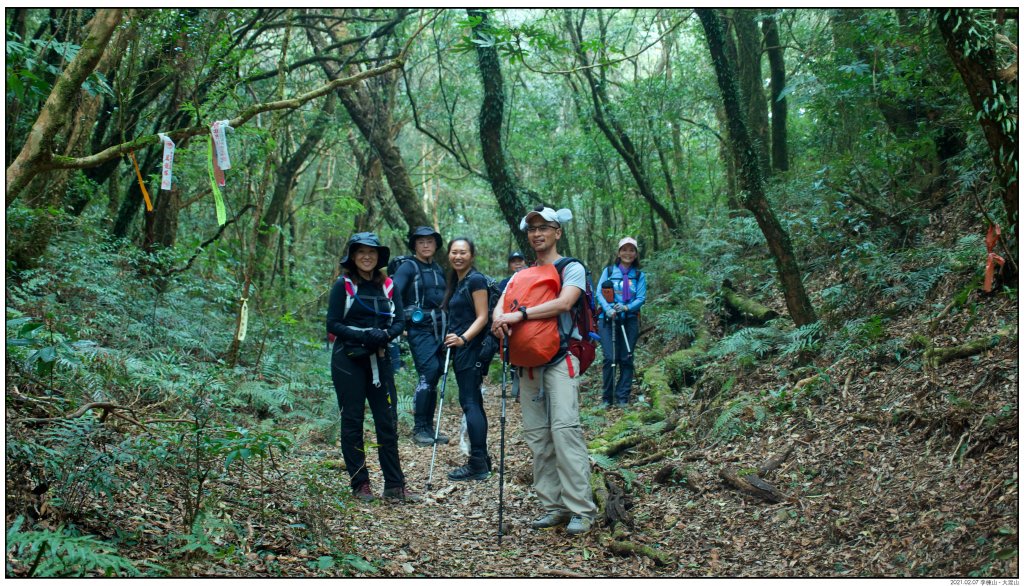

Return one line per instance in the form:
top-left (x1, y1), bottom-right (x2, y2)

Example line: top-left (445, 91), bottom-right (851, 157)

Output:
top-left (503, 258), bottom-right (598, 375)
top-left (503, 264), bottom-right (562, 367)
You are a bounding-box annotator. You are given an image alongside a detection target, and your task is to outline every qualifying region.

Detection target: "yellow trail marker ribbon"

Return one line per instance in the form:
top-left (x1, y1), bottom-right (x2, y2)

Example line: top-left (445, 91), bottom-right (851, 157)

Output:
top-left (236, 297), bottom-right (249, 342)
top-left (128, 151), bottom-right (154, 212)
top-left (207, 136), bottom-right (227, 226)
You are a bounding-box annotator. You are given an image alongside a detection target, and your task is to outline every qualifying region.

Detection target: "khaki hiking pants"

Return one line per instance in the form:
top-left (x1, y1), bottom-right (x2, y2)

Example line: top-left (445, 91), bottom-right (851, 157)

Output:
top-left (518, 354), bottom-right (598, 519)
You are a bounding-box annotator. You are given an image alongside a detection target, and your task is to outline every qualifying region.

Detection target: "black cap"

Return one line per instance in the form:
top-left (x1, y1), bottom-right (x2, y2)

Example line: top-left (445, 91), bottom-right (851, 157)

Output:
top-left (407, 226), bottom-right (443, 252)
top-left (340, 232), bottom-right (391, 271)
top-left (508, 251), bottom-right (525, 262)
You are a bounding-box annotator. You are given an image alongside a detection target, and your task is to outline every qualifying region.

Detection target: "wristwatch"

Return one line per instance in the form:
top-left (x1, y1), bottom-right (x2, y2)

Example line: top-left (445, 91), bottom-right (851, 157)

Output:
top-left (458, 334), bottom-right (468, 345)
top-left (519, 306), bottom-right (528, 320)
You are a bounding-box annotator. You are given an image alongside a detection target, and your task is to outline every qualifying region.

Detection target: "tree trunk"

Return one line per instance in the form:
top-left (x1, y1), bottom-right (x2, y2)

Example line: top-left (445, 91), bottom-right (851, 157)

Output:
top-left (311, 10), bottom-right (428, 235)
top-left (468, 9), bottom-right (532, 257)
top-left (6, 8), bottom-right (123, 207)
top-left (698, 8), bottom-right (818, 327)
top-left (935, 9), bottom-right (1019, 252)
top-left (732, 9), bottom-right (771, 176)
top-left (254, 94), bottom-right (335, 279)
top-left (564, 11), bottom-right (679, 233)
top-left (761, 10), bottom-right (789, 172)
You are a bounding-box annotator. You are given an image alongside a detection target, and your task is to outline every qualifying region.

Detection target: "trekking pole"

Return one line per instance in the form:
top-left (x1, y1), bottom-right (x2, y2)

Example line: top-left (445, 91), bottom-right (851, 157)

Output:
top-left (497, 339), bottom-right (509, 545)
top-left (610, 313), bottom-right (617, 369)
top-left (619, 319), bottom-right (632, 357)
top-left (601, 281), bottom-right (616, 370)
top-left (426, 346), bottom-right (452, 491)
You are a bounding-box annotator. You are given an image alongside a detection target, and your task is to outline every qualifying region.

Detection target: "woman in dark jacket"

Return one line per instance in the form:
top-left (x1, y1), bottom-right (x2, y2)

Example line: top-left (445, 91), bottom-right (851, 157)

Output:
top-left (441, 237), bottom-right (492, 481)
top-left (326, 232), bottom-right (419, 502)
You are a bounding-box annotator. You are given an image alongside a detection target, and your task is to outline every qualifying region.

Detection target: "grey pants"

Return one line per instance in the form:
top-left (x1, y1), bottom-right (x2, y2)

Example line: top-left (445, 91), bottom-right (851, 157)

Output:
top-left (517, 354), bottom-right (597, 519)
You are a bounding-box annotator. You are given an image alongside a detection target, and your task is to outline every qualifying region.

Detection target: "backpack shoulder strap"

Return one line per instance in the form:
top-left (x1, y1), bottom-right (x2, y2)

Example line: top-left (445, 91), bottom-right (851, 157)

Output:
top-left (343, 275), bottom-right (357, 319)
top-left (553, 256), bottom-right (577, 276)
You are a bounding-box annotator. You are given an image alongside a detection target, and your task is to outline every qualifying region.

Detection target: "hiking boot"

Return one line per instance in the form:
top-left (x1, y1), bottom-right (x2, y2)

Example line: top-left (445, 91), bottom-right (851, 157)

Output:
top-left (352, 482), bottom-right (375, 502)
top-left (447, 463), bottom-right (490, 482)
top-left (382, 485), bottom-right (422, 503)
top-left (566, 515), bottom-right (594, 535)
top-left (412, 429), bottom-right (435, 446)
top-left (531, 511), bottom-right (571, 529)
top-left (429, 427), bottom-right (450, 445)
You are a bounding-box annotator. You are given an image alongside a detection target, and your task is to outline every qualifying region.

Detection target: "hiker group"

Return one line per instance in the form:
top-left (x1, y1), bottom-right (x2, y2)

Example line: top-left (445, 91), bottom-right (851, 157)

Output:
top-left (325, 205), bottom-right (646, 536)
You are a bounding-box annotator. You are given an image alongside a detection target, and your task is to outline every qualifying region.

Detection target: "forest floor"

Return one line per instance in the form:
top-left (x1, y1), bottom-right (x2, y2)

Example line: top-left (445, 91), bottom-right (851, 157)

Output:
top-left (7, 281), bottom-right (1017, 579)
top-left (136, 283), bottom-right (1016, 578)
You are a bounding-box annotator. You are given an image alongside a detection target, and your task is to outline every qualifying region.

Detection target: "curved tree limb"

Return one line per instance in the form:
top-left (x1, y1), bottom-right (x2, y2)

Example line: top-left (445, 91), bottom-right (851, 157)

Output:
top-left (9, 9), bottom-right (438, 202)
top-left (6, 8), bottom-right (123, 207)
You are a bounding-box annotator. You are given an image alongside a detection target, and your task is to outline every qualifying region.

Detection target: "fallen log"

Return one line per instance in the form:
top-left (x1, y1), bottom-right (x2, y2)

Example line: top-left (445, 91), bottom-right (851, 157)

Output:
top-left (757, 443), bottom-right (794, 476)
top-left (923, 327), bottom-right (1013, 368)
top-left (599, 434), bottom-right (646, 458)
top-left (722, 280), bottom-right (779, 323)
top-left (604, 533), bottom-right (673, 566)
top-left (719, 466), bottom-right (786, 503)
top-left (629, 449), bottom-right (669, 467)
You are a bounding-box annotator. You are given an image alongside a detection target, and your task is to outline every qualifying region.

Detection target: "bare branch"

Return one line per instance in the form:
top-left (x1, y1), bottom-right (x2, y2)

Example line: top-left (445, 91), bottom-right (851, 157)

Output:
top-left (41, 10), bottom-right (440, 173)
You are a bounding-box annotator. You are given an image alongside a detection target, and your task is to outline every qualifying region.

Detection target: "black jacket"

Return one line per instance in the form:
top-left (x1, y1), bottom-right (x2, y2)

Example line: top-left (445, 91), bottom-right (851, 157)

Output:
top-left (326, 275), bottom-right (405, 348)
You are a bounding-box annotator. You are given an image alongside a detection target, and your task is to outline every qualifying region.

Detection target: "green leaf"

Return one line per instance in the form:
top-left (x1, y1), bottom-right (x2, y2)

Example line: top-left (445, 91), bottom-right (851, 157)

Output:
top-left (994, 548), bottom-right (1017, 560)
top-left (317, 555), bottom-right (334, 570)
top-left (341, 554), bottom-right (377, 574)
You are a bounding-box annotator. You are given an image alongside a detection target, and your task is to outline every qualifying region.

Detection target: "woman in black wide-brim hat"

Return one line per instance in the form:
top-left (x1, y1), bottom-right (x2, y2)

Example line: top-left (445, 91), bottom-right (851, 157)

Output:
top-left (326, 232), bottom-right (420, 503)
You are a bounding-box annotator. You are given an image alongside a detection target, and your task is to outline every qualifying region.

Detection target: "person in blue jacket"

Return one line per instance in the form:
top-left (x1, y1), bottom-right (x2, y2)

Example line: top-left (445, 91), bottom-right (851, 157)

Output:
top-left (595, 236), bottom-right (647, 407)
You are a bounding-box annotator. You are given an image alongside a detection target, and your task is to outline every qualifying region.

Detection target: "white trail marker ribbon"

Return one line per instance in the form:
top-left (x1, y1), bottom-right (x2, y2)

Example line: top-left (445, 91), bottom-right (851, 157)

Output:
top-left (210, 119), bottom-right (233, 174)
top-left (158, 133), bottom-right (175, 190)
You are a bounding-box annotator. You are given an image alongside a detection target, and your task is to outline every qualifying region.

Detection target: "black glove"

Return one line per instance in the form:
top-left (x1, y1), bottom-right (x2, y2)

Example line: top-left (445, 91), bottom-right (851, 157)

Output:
top-left (366, 328), bottom-right (390, 348)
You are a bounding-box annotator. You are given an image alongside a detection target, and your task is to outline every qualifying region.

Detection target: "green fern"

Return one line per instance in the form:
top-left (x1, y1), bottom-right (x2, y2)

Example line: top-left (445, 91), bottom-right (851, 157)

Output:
top-left (711, 395), bottom-right (751, 440)
top-left (590, 453), bottom-right (618, 470)
top-left (782, 322), bottom-right (823, 356)
top-left (6, 516), bottom-right (138, 577)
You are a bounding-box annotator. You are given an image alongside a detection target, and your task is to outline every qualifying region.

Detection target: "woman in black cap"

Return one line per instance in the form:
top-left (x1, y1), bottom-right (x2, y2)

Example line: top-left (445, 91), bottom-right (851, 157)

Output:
top-left (392, 226), bottom-right (450, 447)
top-left (326, 232), bottom-right (419, 502)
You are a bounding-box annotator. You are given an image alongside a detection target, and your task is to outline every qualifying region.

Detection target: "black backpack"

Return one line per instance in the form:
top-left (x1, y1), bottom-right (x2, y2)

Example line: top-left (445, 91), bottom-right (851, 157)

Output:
top-left (387, 255), bottom-right (415, 278)
top-left (460, 270), bottom-right (503, 368)
top-left (387, 255), bottom-right (433, 307)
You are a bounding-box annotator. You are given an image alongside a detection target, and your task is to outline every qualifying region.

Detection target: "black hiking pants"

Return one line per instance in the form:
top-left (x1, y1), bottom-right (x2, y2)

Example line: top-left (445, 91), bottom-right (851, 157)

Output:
top-left (409, 325), bottom-right (444, 431)
top-left (331, 344), bottom-right (404, 490)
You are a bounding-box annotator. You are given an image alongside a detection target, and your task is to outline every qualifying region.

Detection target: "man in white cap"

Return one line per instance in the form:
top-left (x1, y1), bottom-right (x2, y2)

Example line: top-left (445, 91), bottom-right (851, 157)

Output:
top-left (491, 205), bottom-right (598, 535)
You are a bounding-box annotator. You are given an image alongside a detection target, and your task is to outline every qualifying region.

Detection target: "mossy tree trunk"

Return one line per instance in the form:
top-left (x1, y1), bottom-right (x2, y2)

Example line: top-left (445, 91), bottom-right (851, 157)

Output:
top-left (468, 9), bottom-right (532, 257)
top-left (698, 8), bottom-right (818, 326)
top-left (761, 10), bottom-right (788, 172)
top-left (5, 8), bottom-right (123, 207)
top-left (935, 8), bottom-right (1019, 255)
top-left (732, 9), bottom-right (771, 177)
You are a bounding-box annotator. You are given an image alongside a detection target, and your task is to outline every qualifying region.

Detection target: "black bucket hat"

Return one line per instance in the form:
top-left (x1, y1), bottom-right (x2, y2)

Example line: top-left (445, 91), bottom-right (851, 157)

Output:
top-left (340, 232), bottom-right (391, 271)
top-left (407, 226), bottom-right (443, 252)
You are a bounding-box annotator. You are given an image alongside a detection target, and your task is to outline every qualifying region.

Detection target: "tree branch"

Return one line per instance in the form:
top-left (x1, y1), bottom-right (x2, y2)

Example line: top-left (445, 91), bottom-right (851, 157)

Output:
top-left (40, 10), bottom-right (440, 173)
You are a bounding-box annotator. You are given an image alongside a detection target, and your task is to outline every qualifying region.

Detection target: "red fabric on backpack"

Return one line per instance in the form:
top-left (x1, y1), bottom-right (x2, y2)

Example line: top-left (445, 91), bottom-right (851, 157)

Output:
top-left (554, 257), bottom-right (599, 376)
top-left (503, 264), bottom-right (562, 367)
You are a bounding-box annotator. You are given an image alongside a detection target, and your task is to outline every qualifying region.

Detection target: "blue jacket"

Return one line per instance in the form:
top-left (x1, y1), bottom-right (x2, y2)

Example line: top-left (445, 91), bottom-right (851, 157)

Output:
top-left (595, 264), bottom-right (646, 320)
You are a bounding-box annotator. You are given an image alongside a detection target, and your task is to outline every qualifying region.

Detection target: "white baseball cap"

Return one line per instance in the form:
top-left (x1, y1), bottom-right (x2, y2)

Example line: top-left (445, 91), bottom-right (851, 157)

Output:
top-left (520, 206), bottom-right (573, 231)
top-left (618, 236), bottom-right (639, 251)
